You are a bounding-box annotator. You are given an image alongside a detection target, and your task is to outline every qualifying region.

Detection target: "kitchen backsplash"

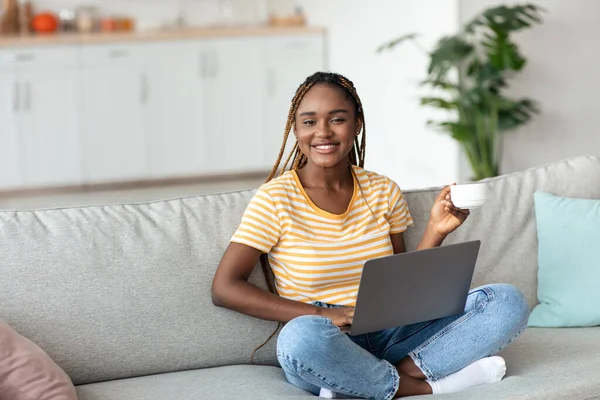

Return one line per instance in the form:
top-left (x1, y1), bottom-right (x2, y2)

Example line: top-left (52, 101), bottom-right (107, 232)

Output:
top-left (25, 0), bottom-right (296, 30)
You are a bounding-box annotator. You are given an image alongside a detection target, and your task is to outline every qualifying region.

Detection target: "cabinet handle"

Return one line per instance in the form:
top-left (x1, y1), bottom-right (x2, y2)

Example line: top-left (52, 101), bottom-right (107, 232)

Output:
top-left (140, 74), bottom-right (149, 104)
top-left (13, 81), bottom-right (20, 112)
top-left (24, 81), bottom-right (31, 112)
top-left (15, 53), bottom-right (35, 63)
top-left (285, 41), bottom-right (309, 50)
top-left (209, 50), bottom-right (218, 78)
top-left (109, 49), bottom-right (130, 58)
top-left (199, 51), bottom-right (206, 78)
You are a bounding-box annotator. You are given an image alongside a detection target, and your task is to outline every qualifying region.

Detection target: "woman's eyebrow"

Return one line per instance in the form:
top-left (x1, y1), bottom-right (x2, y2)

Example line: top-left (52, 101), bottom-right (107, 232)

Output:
top-left (298, 109), bottom-right (349, 117)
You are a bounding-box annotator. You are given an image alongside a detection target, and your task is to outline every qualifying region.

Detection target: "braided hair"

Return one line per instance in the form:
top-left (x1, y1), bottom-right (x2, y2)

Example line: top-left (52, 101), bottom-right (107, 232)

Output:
top-left (265, 72), bottom-right (367, 182)
top-left (251, 72), bottom-right (367, 364)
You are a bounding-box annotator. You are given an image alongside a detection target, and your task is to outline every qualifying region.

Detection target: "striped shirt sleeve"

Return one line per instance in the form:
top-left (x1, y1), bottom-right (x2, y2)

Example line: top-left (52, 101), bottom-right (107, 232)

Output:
top-left (230, 186), bottom-right (281, 253)
top-left (388, 179), bottom-right (414, 234)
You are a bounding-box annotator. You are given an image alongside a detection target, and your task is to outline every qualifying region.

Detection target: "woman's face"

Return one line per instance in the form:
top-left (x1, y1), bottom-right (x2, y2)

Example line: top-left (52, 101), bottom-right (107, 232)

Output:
top-left (294, 84), bottom-right (361, 169)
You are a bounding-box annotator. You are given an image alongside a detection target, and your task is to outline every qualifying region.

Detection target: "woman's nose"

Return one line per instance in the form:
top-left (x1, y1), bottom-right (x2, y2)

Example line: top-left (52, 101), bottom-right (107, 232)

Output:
top-left (314, 123), bottom-right (333, 137)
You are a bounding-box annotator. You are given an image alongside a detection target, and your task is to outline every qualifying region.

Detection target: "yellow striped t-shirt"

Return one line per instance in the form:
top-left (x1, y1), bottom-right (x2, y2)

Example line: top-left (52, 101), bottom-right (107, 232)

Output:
top-left (231, 165), bottom-right (413, 306)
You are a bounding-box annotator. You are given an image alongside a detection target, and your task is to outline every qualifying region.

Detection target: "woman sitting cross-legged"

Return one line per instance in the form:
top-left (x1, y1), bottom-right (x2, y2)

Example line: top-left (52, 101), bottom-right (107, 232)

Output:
top-left (211, 71), bottom-right (530, 400)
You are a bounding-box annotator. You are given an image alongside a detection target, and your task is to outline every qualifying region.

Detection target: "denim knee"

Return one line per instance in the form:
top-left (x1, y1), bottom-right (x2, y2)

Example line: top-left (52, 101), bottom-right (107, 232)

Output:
top-left (490, 284), bottom-right (530, 320)
top-left (277, 315), bottom-right (337, 362)
top-left (485, 284), bottom-right (530, 344)
top-left (276, 315), bottom-right (399, 400)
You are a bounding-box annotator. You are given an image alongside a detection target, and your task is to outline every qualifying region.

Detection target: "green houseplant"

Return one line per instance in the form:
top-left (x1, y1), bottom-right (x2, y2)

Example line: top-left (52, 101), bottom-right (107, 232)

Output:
top-left (378, 4), bottom-right (545, 180)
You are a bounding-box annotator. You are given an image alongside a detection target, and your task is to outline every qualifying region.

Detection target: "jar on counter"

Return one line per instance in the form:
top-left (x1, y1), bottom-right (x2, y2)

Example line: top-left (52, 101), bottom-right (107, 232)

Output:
top-left (1, 0), bottom-right (19, 34)
top-left (58, 9), bottom-right (76, 32)
top-left (76, 6), bottom-right (96, 33)
top-left (100, 16), bottom-right (117, 32)
top-left (117, 16), bottom-right (135, 32)
top-left (18, 1), bottom-right (33, 34)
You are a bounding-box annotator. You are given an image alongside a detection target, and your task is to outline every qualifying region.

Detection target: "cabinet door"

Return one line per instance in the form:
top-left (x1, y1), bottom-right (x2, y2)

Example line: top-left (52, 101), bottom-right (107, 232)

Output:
top-left (146, 42), bottom-right (207, 178)
top-left (262, 36), bottom-right (326, 171)
top-left (202, 38), bottom-right (265, 174)
top-left (81, 68), bottom-right (147, 182)
top-left (19, 70), bottom-right (82, 187)
top-left (0, 72), bottom-right (21, 189)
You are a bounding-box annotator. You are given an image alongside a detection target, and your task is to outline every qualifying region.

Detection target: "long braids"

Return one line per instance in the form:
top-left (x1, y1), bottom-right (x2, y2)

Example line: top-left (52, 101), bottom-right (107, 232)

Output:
top-left (251, 72), bottom-right (367, 364)
top-left (265, 72), bottom-right (367, 182)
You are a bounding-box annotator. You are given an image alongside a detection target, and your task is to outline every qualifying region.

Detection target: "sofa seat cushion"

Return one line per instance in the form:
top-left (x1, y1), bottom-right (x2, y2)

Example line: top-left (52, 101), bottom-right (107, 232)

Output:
top-left (489, 327), bottom-right (600, 400)
top-left (76, 328), bottom-right (600, 400)
top-left (76, 365), bottom-right (313, 400)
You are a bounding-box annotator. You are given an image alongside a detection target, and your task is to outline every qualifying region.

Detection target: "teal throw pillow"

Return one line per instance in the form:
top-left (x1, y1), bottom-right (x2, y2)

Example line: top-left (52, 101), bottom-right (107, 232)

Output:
top-left (528, 191), bottom-right (600, 327)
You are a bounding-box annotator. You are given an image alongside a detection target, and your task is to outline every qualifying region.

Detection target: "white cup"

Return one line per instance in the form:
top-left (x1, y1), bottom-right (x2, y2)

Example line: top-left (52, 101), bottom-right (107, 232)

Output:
top-left (450, 183), bottom-right (487, 209)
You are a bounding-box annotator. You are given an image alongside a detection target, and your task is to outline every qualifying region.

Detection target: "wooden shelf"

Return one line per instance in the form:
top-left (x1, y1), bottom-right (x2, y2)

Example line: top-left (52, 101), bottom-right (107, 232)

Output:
top-left (0, 26), bottom-right (325, 48)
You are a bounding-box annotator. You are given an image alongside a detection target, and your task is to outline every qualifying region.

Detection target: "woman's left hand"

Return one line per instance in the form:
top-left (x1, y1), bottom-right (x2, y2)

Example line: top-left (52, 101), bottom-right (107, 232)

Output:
top-left (429, 184), bottom-right (470, 237)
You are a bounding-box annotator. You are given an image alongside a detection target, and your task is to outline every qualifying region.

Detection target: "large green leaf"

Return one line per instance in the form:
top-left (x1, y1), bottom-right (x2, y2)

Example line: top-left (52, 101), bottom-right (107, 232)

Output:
top-left (478, 62), bottom-right (507, 91)
top-left (420, 97), bottom-right (458, 110)
top-left (482, 32), bottom-right (527, 71)
top-left (427, 35), bottom-right (474, 80)
top-left (497, 98), bottom-right (539, 130)
top-left (376, 33), bottom-right (419, 53)
top-left (418, 79), bottom-right (460, 90)
top-left (465, 4), bottom-right (545, 34)
top-left (426, 120), bottom-right (474, 143)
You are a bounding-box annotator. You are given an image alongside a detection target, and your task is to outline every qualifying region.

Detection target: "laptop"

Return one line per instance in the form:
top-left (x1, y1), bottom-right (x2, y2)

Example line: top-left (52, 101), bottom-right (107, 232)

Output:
top-left (342, 240), bottom-right (481, 336)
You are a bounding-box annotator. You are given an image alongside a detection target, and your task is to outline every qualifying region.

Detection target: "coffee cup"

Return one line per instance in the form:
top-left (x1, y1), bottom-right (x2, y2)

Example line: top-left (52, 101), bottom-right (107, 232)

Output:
top-left (450, 183), bottom-right (487, 209)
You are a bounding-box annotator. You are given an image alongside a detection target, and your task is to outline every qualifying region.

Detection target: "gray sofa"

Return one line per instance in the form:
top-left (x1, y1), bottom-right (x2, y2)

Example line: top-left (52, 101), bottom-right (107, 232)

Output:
top-left (2, 156), bottom-right (600, 400)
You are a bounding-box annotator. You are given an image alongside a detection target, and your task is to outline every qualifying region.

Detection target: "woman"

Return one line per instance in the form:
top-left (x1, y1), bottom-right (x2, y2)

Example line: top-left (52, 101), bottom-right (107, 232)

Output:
top-left (211, 72), bottom-right (530, 399)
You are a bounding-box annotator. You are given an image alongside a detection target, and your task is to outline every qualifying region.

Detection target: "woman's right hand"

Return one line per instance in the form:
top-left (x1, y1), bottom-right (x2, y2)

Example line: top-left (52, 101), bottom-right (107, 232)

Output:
top-left (320, 307), bottom-right (355, 327)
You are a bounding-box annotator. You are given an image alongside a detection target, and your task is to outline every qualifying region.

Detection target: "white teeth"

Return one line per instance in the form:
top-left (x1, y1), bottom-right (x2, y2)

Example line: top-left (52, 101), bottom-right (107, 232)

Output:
top-left (315, 144), bottom-right (337, 149)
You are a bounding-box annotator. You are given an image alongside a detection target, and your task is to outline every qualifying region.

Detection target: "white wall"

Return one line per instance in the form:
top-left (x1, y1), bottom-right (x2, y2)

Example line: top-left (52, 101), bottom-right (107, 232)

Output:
top-left (298, 0), bottom-right (461, 190)
top-left (459, 0), bottom-right (600, 178)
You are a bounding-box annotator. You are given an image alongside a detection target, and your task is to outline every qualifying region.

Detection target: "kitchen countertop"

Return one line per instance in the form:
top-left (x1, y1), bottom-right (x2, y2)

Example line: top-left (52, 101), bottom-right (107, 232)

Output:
top-left (0, 25), bottom-right (325, 47)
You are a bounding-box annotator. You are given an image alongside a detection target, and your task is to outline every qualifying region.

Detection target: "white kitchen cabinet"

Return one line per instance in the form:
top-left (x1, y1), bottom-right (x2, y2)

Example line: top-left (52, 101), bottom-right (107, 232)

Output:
top-left (19, 70), bottom-right (82, 187)
top-left (81, 45), bottom-right (147, 183)
top-left (0, 71), bottom-right (22, 189)
top-left (201, 37), bottom-right (266, 174)
top-left (0, 32), bottom-right (326, 191)
top-left (145, 42), bottom-right (207, 178)
top-left (261, 35), bottom-right (325, 171)
top-left (0, 46), bottom-right (82, 189)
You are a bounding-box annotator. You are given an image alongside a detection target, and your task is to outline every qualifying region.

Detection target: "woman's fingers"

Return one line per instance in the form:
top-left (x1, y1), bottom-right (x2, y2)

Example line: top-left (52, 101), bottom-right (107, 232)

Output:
top-left (444, 205), bottom-right (470, 221)
top-left (442, 200), bottom-right (470, 215)
top-left (437, 185), bottom-right (452, 201)
top-left (445, 206), bottom-right (460, 217)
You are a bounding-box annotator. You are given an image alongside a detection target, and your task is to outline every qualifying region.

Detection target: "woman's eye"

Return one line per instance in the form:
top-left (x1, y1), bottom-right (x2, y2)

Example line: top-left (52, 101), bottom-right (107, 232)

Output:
top-left (303, 120), bottom-right (315, 125)
top-left (331, 118), bottom-right (345, 123)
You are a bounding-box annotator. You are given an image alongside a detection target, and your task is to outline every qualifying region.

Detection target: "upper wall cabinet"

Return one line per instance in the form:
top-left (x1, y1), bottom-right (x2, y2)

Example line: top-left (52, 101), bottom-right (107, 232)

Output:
top-left (0, 47), bottom-right (82, 189)
top-left (80, 44), bottom-right (149, 183)
top-left (0, 69), bottom-right (21, 189)
top-left (0, 31), bottom-right (326, 191)
top-left (261, 35), bottom-right (325, 171)
top-left (145, 41), bottom-right (208, 179)
top-left (201, 37), bottom-right (266, 174)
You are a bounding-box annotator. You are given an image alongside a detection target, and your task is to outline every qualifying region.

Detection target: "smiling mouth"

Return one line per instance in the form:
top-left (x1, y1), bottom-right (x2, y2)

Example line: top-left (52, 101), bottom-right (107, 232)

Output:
top-left (312, 144), bottom-right (339, 150)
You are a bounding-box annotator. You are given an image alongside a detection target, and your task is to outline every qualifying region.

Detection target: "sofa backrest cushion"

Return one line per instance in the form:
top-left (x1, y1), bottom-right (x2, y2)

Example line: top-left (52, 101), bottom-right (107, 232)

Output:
top-left (0, 190), bottom-right (278, 385)
top-left (401, 156), bottom-right (600, 308)
top-left (1, 156), bottom-right (599, 385)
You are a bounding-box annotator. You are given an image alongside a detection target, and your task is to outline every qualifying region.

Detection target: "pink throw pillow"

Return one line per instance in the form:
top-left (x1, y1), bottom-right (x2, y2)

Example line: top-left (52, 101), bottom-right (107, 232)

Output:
top-left (0, 320), bottom-right (78, 400)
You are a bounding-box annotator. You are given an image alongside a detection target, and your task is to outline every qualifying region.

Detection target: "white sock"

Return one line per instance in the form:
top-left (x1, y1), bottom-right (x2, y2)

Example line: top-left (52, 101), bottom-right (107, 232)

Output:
top-left (427, 356), bottom-right (507, 394)
top-left (319, 388), bottom-right (362, 399)
top-left (319, 388), bottom-right (337, 398)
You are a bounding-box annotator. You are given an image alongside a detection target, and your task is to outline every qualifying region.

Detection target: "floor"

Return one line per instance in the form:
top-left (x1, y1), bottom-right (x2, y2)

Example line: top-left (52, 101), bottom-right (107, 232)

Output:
top-left (0, 177), bottom-right (265, 211)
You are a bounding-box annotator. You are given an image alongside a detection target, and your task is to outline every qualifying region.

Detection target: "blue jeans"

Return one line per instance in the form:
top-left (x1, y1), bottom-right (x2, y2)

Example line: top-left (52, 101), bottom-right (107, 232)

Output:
top-left (276, 284), bottom-right (530, 400)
